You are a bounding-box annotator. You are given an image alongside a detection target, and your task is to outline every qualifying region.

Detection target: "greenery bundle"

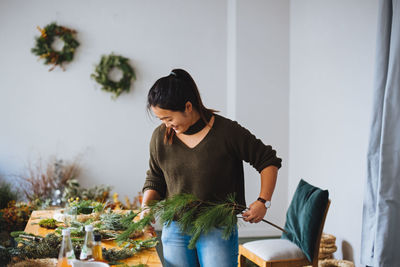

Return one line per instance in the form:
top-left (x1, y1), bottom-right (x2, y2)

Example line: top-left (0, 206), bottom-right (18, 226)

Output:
top-left (9, 232), bottom-right (62, 260)
top-left (49, 209), bottom-right (153, 243)
top-left (38, 218), bottom-right (58, 229)
top-left (103, 238), bottom-right (158, 262)
top-left (147, 194), bottom-right (241, 249)
top-left (31, 23), bottom-right (80, 71)
top-left (116, 214), bottom-right (153, 244)
top-left (91, 53), bottom-right (136, 99)
top-left (67, 198), bottom-right (105, 214)
top-left (99, 210), bottom-right (138, 231)
top-left (147, 193), bottom-right (285, 249)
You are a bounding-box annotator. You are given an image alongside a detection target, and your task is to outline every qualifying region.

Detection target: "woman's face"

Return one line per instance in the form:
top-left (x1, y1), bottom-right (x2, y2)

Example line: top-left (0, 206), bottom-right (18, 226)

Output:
top-left (151, 103), bottom-right (193, 134)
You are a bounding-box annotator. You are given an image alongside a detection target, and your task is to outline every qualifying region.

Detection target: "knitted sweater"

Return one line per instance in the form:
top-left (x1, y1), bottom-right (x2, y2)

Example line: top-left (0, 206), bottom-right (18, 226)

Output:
top-left (142, 114), bottom-right (282, 207)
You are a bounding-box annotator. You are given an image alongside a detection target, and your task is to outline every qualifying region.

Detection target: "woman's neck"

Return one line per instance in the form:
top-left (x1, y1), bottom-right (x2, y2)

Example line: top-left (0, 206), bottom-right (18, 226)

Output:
top-left (183, 110), bottom-right (211, 135)
top-left (189, 111), bottom-right (201, 126)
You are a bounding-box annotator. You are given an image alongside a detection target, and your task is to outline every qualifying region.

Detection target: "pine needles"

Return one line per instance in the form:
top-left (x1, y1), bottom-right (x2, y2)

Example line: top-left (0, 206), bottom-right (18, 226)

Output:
top-left (100, 211), bottom-right (138, 231)
top-left (116, 213), bottom-right (153, 243)
top-left (147, 193), bottom-right (241, 249)
top-left (147, 193), bottom-right (285, 249)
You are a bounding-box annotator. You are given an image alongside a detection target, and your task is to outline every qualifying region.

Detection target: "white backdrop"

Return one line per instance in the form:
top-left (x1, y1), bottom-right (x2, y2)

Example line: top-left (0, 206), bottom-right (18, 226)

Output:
top-left (0, 0), bottom-right (289, 237)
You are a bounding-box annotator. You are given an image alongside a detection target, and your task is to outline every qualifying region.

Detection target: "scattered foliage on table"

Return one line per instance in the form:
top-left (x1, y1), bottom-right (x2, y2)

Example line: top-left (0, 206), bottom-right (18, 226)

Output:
top-left (9, 232), bottom-right (62, 260)
top-left (103, 237), bottom-right (158, 262)
top-left (51, 209), bottom-right (150, 241)
top-left (6, 230), bottom-right (157, 265)
top-left (116, 213), bottom-right (152, 243)
top-left (67, 198), bottom-right (105, 214)
top-left (99, 210), bottom-right (138, 231)
top-left (38, 218), bottom-right (58, 229)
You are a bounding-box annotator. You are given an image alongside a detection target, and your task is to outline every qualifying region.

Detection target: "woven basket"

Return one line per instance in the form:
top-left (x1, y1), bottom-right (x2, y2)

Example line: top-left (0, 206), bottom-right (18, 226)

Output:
top-left (318, 259), bottom-right (355, 267)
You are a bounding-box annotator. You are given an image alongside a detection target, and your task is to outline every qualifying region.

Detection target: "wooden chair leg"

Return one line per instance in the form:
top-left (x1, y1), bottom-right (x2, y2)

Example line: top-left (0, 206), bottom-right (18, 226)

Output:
top-left (238, 253), bottom-right (246, 267)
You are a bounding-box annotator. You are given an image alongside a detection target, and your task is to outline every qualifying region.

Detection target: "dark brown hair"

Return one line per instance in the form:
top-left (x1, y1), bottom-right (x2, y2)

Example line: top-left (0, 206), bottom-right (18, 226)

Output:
top-left (147, 69), bottom-right (216, 144)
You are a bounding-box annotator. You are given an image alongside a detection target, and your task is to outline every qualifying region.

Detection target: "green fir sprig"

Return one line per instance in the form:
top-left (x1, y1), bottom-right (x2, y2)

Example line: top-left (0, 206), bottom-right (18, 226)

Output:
top-left (147, 193), bottom-right (285, 249)
top-left (100, 210), bottom-right (138, 231)
top-left (116, 214), bottom-right (153, 243)
top-left (103, 238), bottom-right (157, 262)
top-left (147, 194), bottom-right (241, 249)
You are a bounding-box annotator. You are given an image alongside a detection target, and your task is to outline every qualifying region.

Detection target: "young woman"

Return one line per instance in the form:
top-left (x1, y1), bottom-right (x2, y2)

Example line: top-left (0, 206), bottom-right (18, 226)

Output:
top-left (142, 69), bottom-right (281, 267)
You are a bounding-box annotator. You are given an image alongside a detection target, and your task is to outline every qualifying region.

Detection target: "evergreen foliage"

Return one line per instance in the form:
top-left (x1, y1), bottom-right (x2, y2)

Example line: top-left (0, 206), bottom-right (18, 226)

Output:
top-left (91, 53), bottom-right (136, 99)
top-left (147, 193), bottom-right (284, 249)
top-left (4, 231), bottom-right (157, 265)
top-left (116, 213), bottom-right (153, 243)
top-left (148, 194), bottom-right (242, 249)
top-left (31, 23), bottom-right (79, 71)
top-left (99, 210), bottom-right (138, 231)
top-left (38, 218), bottom-right (58, 229)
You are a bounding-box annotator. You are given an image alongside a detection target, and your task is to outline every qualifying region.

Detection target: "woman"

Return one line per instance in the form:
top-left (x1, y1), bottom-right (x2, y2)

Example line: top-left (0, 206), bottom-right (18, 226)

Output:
top-left (142, 69), bottom-right (281, 267)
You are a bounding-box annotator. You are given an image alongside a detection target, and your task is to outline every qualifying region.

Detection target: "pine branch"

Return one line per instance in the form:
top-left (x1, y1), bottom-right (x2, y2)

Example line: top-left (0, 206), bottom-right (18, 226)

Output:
top-left (116, 214), bottom-right (152, 243)
top-left (147, 193), bottom-right (286, 249)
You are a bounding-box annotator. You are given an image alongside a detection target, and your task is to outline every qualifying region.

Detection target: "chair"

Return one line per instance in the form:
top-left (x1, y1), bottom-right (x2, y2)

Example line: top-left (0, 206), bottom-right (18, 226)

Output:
top-left (238, 179), bottom-right (330, 267)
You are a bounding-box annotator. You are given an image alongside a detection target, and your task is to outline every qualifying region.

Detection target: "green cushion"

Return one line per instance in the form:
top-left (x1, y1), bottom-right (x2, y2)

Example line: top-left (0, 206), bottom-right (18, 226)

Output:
top-left (281, 179), bottom-right (329, 262)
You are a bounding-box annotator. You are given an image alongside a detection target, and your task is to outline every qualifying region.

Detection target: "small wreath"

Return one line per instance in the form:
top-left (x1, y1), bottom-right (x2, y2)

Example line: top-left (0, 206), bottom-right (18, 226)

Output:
top-left (31, 23), bottom-right (79, 71)
top-left (91, 53), bottom-right (136, 99)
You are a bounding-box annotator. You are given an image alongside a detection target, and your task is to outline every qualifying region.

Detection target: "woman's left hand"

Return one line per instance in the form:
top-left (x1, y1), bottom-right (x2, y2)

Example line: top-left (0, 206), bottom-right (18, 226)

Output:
top-left (242, 200), bottom-right (267, 223)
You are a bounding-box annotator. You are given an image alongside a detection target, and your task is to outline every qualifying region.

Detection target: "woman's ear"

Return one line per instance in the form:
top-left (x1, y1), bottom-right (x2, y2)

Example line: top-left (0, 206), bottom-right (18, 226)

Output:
top-left (185, 101), bottom-right (193, 113)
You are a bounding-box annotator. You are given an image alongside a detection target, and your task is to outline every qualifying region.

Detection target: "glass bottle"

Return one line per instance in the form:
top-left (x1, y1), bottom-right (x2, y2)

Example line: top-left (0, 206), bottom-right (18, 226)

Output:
top-left (92, 233), bottom-right (103, 261)
top-left (80, 224), bottom-right (94, 261)
top-left (57, 228), bottom-right (76, 267)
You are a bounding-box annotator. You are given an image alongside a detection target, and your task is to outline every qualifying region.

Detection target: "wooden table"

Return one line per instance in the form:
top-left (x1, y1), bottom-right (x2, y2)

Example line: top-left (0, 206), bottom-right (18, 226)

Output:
top-left (24, 210), bottom-right (162, 267)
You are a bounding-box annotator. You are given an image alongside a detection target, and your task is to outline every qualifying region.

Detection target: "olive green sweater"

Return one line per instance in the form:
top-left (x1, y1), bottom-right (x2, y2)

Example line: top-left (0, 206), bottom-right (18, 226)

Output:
top-left (142, 114), bottom-right (282, 207)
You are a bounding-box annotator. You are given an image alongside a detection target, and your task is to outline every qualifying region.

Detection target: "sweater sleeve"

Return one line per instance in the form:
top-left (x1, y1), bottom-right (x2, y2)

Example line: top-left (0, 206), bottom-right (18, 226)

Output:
top-left (142, 127), bottom-right (167, 198)
top-left (228, 120), bottom-right (282, 173)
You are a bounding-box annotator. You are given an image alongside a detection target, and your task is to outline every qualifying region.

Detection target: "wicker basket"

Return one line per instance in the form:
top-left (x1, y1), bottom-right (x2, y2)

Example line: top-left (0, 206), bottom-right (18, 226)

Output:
top-left (318, 259), bottom-right (355, 267)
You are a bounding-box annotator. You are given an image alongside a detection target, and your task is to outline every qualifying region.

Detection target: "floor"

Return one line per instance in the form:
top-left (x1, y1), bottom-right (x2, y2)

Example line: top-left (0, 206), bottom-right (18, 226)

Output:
top-left (154, 231), bottom-right (278, 266)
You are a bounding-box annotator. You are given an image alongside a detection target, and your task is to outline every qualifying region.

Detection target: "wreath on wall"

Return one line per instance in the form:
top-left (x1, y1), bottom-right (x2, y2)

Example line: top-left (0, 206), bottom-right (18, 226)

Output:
top-left (31, 23), bottom-right (80, 71)
top-left (91, 53), bottom-right (136, 99)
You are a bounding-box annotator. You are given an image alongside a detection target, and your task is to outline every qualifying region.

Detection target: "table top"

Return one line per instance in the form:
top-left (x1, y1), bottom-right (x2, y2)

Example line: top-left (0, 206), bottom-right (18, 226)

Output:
top-left (24, 210), bottom-right (162, 267)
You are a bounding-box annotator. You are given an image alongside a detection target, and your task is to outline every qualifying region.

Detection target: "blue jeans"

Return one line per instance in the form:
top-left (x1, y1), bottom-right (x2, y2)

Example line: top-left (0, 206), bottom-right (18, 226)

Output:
top-left (161, 221), bottom-right (238, 267)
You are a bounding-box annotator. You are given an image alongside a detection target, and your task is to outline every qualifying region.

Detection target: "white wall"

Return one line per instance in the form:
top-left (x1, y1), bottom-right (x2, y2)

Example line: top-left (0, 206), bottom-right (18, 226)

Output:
top-left (289, 0), bottom-right (378, 265)
top-left (0, 0), bottom-right (289, 237)
top-left (236, 0), bottom-right (289, 236)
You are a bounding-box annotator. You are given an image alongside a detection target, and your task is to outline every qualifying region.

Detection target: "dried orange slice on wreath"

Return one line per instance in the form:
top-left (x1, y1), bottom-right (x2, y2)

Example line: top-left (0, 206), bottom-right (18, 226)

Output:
top-left (31, 22), bottom-right (79, 71)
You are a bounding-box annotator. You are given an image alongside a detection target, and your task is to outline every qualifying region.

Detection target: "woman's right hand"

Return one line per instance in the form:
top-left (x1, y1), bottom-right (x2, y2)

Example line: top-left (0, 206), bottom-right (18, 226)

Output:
top-left (140, 205), bottom-right (155, 223)
top-left (140, 205), bottom-right (156, 236)
top-left (140, 190), bottom-right (161, 235)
